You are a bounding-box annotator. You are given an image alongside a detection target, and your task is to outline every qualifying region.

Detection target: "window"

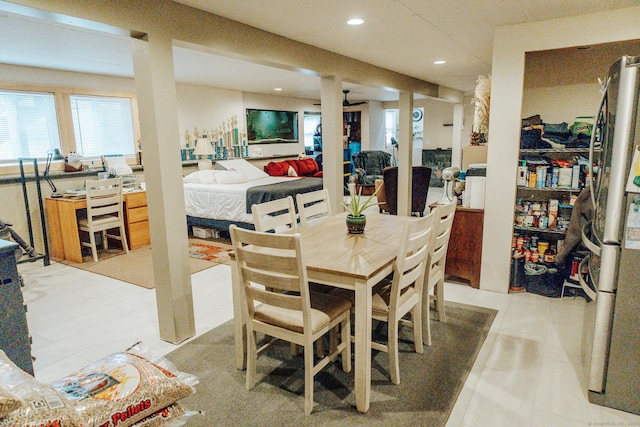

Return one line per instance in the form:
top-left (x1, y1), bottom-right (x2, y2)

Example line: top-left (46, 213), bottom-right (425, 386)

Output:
top-left (0, 90), bottom-right (61, 162)
top-left (70, 95), bottom-right (136, 157)
top-left (385, 109), bottom-right (398, 148)
top-left (384, 108), bottom-right (424, 147)
top-left (303, 112), bottom-right (322, 153)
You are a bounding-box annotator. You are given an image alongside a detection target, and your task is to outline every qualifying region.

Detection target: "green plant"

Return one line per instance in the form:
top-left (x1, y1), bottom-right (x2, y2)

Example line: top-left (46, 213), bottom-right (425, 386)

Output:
top-left (342, 183), bottom-right (380, 217)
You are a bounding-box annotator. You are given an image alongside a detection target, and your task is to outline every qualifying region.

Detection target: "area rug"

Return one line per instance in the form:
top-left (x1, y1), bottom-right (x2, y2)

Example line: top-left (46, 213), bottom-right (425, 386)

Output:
top-left (58, 238), bottom-right (233, 289)
top-left (165, 301), bottom-right (497, 426)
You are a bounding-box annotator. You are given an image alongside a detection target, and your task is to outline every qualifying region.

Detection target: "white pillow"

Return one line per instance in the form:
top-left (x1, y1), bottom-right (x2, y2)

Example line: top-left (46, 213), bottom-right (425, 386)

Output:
top-left (183, 170), bottom-right (218, 184)
top-left (216, 159), bottom-right (268, 181)
top-left (287, 165), bottom-right (298, 177)
top-left (215, 170), bottom-right (249, 184)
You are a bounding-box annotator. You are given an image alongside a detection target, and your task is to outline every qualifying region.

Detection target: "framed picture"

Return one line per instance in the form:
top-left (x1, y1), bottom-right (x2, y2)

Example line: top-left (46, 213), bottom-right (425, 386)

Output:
top-left (246, 109), bottom-right (299, 144)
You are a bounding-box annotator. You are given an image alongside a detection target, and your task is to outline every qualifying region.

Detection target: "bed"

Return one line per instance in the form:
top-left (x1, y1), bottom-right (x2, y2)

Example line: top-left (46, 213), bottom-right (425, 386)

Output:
top-left (183, 159), bottom-right (323, 232)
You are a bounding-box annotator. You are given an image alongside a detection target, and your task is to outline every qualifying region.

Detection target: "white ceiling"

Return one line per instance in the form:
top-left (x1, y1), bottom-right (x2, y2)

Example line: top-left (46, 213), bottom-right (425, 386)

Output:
top-left (1, 0), bottom-right (639, 102)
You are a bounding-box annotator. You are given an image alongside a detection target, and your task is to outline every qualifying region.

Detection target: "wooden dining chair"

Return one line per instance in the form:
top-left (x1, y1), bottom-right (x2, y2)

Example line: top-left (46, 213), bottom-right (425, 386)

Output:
top-left (78, 177), bottom-right (129, 262)
top-left (251, 196), bottom-right (297, 233)
top-left (229, 225), bottom-right (352, 415)
top-left (331, 210), bottom-right (436, 385)
top-left (296, 189), bottom-right (331, 226)
top-left (422, 200), bottom-right (457, 346)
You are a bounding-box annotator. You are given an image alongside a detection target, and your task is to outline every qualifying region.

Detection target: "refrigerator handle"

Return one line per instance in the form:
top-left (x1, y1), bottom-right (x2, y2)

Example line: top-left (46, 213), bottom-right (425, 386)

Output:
top-left (582, 220), bottom-right (601, 256)
top-left (578, 255), bottom-right (597, 301)
top-left (589, 80), bottom-right (608, 211)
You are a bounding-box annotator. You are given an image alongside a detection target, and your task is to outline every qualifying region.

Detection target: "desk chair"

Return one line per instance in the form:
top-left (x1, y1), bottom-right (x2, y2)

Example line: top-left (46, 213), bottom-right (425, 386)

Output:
top-left (296, 189), bottom-right (331, 226)
top-left (251, 196), bottom-right (297, 233)
top-left (423, 200), bottom-right (456, 346)
top-left (230, 225), bottom-right (352, 414)
top-left (378, 166), bottom-right (432, 216)
top-left (78, 177), bottom-right (129, 262)
top-left (332, 210), bottom-right (436, 384)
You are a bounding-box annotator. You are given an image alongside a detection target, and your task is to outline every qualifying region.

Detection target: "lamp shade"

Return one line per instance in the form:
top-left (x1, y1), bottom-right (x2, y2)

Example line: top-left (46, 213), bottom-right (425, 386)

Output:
top-left (51, 148), bottom-right (64, 160)
top-left (192, 138), bottom-right (215, 156)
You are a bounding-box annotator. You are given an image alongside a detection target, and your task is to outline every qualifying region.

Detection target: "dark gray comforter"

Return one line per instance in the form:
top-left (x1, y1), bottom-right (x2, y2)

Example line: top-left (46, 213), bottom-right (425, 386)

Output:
top-left (245, 177), bottom-right (323, 213)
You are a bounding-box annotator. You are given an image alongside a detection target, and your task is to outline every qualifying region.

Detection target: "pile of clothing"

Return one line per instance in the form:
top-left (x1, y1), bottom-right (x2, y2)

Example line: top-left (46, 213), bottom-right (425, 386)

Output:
top-left (520, 114), bottom-right (592, 149)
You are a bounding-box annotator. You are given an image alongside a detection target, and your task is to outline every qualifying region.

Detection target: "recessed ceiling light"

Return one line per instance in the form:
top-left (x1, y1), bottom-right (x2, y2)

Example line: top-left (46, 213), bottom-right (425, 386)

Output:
top-left (274, 88), bottom-right (283, 91)
top-left (347, 18), bottom-right (364, 26)
top-left (434, 60), bottom-right (446, 65)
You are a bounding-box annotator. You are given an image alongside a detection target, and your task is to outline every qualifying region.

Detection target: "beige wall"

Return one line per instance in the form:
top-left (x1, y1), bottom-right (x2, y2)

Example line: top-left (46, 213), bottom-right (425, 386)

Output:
top-left (481, 6), bottom-right (640, 293)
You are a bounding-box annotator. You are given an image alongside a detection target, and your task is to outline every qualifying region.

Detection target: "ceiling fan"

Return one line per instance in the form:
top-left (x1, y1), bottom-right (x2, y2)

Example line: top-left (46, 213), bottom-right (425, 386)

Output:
top-left (314, 89), bottom-right (368, 107)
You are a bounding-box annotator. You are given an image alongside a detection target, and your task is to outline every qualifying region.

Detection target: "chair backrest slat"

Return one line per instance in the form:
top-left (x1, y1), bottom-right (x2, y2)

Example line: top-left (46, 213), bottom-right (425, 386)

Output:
top-left (391, 210), bottom-right (436, 299)
top-left (430, 201), bottom-right (456, 268)
top-left (230, 225), bottom-right (312, 332)
top-left (296, 189), bottom-right (331, 226)
top-left (251, 196), bottom-right (297, 233)
top-left (84, 177), bottom-right (124, 226)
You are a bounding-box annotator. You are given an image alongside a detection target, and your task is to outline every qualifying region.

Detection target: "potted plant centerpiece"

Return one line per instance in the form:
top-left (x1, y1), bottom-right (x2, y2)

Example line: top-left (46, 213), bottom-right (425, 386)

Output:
top-left (342, 182), bottom-right (380, 234)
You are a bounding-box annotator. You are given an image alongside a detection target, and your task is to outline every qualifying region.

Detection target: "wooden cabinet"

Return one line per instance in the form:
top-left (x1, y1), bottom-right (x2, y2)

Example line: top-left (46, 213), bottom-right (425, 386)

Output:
top-left (123, 191), bottom-right (150, 249)
top-left (445, 206), bottom-right (484, 288)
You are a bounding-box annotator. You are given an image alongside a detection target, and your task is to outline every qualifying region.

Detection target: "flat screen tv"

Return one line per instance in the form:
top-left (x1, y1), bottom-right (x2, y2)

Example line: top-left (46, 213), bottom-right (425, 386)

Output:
top-left (246, 109), bottom-right (298, 144)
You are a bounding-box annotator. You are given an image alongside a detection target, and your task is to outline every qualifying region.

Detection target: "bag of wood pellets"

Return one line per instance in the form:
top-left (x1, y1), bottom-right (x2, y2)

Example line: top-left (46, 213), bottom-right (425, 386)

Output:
top-left (48, 344), bottom-right (198, 427)
top-left (0, 351), bottom-right (82, 427)
top-left (130, 403), bottom-right (201, 427)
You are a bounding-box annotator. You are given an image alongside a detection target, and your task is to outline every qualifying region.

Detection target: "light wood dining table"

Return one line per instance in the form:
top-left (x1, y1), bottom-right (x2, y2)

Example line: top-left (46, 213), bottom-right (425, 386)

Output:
top-left (230, 212), bottom-right (409, 413)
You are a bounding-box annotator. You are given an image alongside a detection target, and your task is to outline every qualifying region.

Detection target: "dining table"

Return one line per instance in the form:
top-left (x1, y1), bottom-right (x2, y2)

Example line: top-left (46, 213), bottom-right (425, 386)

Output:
top-left (230, 212), bottom-right (410, 413)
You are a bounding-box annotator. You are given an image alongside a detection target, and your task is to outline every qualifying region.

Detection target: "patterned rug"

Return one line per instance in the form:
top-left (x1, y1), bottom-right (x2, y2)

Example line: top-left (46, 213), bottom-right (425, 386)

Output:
top-left (188, 238), bottom-right (233, 264)
top-left (58, 238), bottom-right (233, 289)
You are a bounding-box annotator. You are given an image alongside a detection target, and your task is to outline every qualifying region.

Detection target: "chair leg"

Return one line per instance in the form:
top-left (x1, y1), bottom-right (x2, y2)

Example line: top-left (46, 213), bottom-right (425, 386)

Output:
top-left (341, 315), bottom-right (351, 373)
top-left (388, 316), bottom-right (400, 385)
top-left (120, 224), bottom-right (129, 254)
top-left (88, 231), bottom-right (98, 263)
top-left (246, 330), bottom-right (258, 391)
top-left (317, 336), bottom-right (326, 358)
top-left (304, 343), bottom-right (314, 415)
top-left (424, 304), bottom-right (432, 347)
top-left (412, 305), bottom-right (424, 355)
top-left (435, 279), bottom-right (446, 322)
top-left (102, 230), bottom-right (108, 250)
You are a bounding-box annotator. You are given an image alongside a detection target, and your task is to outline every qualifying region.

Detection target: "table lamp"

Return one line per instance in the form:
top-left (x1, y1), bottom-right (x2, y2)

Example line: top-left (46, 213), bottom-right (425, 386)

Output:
top-left (192, 138), bottom-right (215, 170)
top-left (44, 149), bottom-right (65, 198)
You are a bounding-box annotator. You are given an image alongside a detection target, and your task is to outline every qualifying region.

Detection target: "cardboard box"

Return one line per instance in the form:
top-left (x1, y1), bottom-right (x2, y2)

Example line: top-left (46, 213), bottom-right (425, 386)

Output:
top-left (548, 199), bottom-right (559, 230)
top-left (192, 227), bottom-right (212, 239)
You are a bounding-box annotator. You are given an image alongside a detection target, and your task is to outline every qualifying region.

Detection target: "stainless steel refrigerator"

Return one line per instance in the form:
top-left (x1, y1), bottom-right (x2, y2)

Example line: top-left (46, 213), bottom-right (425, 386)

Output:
top-left (580, 55), bottom-right (640, 415)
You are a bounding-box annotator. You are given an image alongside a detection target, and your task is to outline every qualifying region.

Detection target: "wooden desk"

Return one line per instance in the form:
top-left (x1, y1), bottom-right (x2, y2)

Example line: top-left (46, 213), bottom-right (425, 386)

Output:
top-left (231, 213), bottom-right (409, 413)
top-left (444, 206), bottom-right (484, 288)
top-left (46, 190), bottom-right (150, 263)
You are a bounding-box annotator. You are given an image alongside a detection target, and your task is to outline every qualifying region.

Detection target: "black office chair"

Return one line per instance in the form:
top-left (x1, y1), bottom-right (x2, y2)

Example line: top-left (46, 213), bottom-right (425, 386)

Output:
top-left (379, 166), bottom-right (432, 216)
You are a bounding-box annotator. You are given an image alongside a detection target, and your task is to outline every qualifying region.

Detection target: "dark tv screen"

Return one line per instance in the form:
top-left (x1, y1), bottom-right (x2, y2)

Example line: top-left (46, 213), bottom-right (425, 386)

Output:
top-left (246, 109), bottom-right (298, 144)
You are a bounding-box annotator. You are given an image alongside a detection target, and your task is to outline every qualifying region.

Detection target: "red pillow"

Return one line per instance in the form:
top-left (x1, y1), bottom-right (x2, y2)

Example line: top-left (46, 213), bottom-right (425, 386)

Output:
top-left (296, 158), bottom-right (318, 176)
top-left (285, 160), bottom-right (300, 175)
top-left (264, 161), bottom-right (287, 176)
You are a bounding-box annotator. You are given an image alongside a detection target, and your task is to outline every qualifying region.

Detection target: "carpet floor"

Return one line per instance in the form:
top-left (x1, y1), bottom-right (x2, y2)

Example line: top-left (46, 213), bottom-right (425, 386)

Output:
top-left (58, 238), bottom-right (233, 289)
top-left (165, 301), bottom-right (497, 427)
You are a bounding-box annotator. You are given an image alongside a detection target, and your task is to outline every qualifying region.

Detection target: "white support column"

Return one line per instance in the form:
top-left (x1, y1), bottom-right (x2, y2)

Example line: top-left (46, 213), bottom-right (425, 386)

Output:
top-left (451, 103), bottom-right (463, 169)
top-left (397, 91), bottom-right (414, 217)
top-left (321, 76), bottom-right (344, 212)
top-left (131, 36), bottom-right (195, 343)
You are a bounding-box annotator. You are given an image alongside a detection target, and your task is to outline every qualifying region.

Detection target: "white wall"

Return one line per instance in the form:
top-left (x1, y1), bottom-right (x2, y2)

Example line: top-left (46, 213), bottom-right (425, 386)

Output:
top-left (521, 83), bottom-right (601, 124)
top-left (175, 84), bottom-right (243, 148)
top-left (367, 101), bottom-right (385, 151)
top-left (481, 6), bottom-right (640, 293)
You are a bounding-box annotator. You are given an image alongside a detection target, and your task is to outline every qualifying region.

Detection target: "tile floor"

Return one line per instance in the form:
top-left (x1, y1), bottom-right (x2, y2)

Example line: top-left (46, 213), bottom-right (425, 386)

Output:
top-left (17, 257), bottom-right (640, 427)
